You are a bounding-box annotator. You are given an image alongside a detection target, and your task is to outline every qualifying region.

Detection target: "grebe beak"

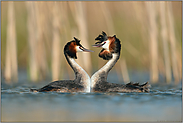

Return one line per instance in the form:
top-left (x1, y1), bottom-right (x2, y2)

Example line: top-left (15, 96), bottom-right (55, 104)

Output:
top-left (92, 43), bottom-right (104, 47)
top-left (92, 40), bottom-right (107, 48)
top-left (79, 46), bottom-right (94, 52)
top-left (82, 47), bottom-right (94, 52)
top-left (83, 48), bottom-right (94, 52)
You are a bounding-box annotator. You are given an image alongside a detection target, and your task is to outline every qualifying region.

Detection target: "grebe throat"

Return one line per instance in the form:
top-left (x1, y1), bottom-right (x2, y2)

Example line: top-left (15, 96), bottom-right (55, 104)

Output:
top-left (91, 53), bottom-right (119, 89)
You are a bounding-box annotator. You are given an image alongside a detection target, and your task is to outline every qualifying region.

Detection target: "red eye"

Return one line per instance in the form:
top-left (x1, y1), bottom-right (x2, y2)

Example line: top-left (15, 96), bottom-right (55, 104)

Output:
top-left (79, 47), bottom-right (83, 50)
top-left (103, 41), bottom-right (106, 44)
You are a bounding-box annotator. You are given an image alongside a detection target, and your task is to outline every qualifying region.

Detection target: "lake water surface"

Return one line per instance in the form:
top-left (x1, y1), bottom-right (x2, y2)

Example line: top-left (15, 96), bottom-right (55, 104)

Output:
top-left (1, 72), bottom-right (182, 122)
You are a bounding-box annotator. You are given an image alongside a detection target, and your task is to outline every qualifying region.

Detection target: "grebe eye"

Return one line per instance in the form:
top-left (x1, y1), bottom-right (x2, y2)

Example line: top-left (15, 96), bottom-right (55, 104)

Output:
top-left (79, 47), bottom-right (83, 50)
top-left (103, 41), bottom-right (106, 44)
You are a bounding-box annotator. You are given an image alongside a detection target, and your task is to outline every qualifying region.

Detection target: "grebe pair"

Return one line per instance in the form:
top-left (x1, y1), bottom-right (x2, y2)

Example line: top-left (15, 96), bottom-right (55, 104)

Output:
top-left (31, 32), bottom-right (150, 93)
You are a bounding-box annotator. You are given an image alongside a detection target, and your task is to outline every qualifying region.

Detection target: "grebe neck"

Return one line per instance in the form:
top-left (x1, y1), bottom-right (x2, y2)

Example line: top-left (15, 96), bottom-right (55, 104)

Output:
top-left (91, 53), bottom-right (120, 89)
top-left (64, 53), bottom-right (90, 92)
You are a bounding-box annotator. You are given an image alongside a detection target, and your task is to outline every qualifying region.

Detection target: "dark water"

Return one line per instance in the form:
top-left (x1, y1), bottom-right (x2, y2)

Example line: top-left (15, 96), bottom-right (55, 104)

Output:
top-left (1, 72), bottom-right (182, 122)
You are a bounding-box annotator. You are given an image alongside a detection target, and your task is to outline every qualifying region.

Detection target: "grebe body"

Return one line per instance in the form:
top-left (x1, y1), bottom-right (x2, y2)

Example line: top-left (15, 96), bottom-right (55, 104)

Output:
top-left (30, 37), bottom-right (93, 92)
top-left (91, 31), bottom-right (150, 93)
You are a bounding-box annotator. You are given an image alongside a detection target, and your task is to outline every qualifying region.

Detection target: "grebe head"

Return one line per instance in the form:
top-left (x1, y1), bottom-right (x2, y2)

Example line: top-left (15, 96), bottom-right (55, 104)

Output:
top-left (64, 37), bottom-right (94, 59)
top-left (92, 31), bottom-right (121, 60)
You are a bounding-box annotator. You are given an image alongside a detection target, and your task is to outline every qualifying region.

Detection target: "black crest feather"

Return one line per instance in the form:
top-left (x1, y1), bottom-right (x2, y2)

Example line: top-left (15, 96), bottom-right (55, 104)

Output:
top-left (95, 31), bottom-right (108, 44)
top-left (74, 37), bottom-right (80, 45)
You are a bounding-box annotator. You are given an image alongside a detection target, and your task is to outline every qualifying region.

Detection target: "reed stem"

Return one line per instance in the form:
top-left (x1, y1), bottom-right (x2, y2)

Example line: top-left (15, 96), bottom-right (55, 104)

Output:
top-left (4, 2), bottom-right (18, 83)
top-left (146, 2), bottom-right (159, 83)
top-left (167, 2), bottom-right (180, 83)
top-left (160, 2), bottom-right (172, 83)
top-left (51, 2), bottom-right (61, 81)
top-left (26, 2), bottom-right (39, 81)
top-left (120, 58), bottom-right (130, 83)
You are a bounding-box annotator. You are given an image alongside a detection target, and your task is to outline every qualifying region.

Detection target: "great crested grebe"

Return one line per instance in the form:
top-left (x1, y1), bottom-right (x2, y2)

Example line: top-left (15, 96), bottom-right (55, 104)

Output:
top-left (30, 37), bottom-right (93, 92)
top-left (91, 31), bottom-right (150, 92)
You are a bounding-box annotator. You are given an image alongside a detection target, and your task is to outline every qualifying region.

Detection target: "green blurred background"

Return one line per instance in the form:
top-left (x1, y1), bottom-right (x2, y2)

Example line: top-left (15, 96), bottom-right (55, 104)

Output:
top-left (1, 1), bottom-right (182, 84)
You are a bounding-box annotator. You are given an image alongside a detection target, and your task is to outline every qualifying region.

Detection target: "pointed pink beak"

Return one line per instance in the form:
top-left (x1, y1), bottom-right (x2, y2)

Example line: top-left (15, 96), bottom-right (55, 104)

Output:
top-left (92, 43), bottom-right (103, 47)
top-left (82, 47), bottom-right (94, 52)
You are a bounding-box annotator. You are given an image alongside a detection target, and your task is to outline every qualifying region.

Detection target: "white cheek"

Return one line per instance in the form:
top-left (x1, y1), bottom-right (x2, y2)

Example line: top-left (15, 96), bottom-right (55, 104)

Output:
top-left (76, 46), bottom-right (83, 52)
top-left (102, 40), bottom-right (110, 50)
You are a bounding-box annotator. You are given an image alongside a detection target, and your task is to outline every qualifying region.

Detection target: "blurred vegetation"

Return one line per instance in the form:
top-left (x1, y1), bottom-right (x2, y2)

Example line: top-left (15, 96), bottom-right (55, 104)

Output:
top-left (1, 1), bottom-right (182, 84)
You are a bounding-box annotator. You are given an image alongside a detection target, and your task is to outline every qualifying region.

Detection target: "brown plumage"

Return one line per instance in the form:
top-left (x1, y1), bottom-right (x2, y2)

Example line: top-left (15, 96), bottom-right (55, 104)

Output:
top-left (99, 49), bottom-right (112, 60)
top-left (108, 36), bottom-right (116, 52)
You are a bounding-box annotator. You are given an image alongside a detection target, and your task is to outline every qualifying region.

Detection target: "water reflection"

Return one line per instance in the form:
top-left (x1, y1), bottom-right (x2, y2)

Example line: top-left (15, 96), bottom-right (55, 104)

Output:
top-left (1, 81), bottom-right (182, 122)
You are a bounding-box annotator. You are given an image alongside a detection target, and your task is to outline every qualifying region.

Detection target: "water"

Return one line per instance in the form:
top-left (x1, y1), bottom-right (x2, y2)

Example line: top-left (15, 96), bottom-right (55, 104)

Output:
top-left (1, 74), bottom-right (182, 122)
